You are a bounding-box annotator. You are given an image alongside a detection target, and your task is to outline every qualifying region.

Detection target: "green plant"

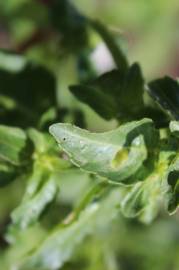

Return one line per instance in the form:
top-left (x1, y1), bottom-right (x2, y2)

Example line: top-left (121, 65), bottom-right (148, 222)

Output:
top-left (1, 1), bottom-right (179, 270)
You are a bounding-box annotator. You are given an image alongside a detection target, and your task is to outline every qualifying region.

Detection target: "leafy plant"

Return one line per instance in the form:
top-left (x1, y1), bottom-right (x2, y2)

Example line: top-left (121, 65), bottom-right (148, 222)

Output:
top-left (1, 1), bottom-right (179, 270)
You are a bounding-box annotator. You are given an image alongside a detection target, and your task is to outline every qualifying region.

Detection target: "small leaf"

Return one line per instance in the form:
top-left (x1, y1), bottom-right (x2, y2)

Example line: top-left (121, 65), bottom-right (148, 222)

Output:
top-left (18, 204), bottom-right (99, 270)
top-left (0, 125), bottom-right (26, 165)
top-left (70, 82), bottom-right (119, 120)
top-left (0, 125), bottom-right (27, 187)
top-left (70, 69), bottom-right (122, 120)
top-left (121, 182), bottom-right (143, 218)
top-left (10, 173), bottom-right (58, 230)
top-left (50, 119), bottom-right (158, 184)
top-left (28, 128), bottom-right (52, 154)
top-left (70, 63), bottom-right (145, 121)
top-left (164, 156), bottom-right (179, 214)
top-left (8, 128), bottom-right (70, 233)
top-left (17, 188), bottom-right (120, 270)
top-left (121, 63), bottom-right (144, 114)
top-left (121, 172), bottom-right (163, 223)
top-left (121, 140), bottom-right (175, 223)
top-left (148, 76), bottom-right (179, 120)
top-left (28, 128), bottom-right (71, 171)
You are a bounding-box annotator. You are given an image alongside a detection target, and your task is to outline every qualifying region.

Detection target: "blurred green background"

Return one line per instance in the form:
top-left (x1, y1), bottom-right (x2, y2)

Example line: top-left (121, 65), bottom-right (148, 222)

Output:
top-left (74, 0), bottom-right (179, 79)
top-left (0, 1), bottom-right (179, 269)
top-left (1, 0), bottom-right (179, 78)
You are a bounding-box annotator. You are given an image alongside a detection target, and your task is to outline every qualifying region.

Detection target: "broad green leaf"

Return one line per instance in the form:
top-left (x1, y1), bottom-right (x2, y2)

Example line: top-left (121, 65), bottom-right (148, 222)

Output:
top-left (90, 20), bottom-right (128, 73)
top-left (21, 166), bottom-right (45, 202)
top-left (158, 121), bottom-right (179, 214)
top-left (0, 125), bottom-right (26, 165)
top-left (0, 51), bottom-right (56, 128)
top-left (148, 76), bottom-right (179, 120)
top-left (8, 128), bottom-right (72, 231)
top-left (0, 125), bottom-right (27, 186)
top-left (50, 118), bottom-right (158, 184)
top-left (17, 188), bottom-right (121, 270)
top-left (164, 158), bottom-right (179, 214)
top-left (17, 204), bottom-right (100, 270)
top-left (70, 69), bottom-right (123, 120)
top-left (70, 63), bottom-right (145, 121)
top-left (10, 173), bottom-right (58, 230)
top-left (121, 138), bottom-right (177, 222)
top-left (8, 128), bottom-right (71, 233)
top-left (163, 137), bottom-right (179, 214)
top-left (70, 79), bottom-right (119, 120)
top-left (121, 170), bottom-right (163, 223)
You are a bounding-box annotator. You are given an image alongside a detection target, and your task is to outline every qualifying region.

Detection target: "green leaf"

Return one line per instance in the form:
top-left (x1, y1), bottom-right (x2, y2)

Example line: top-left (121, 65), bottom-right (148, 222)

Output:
top-left (0, 125), bottom-right (26, 165)
top-left (121, 182), bottom-right (143, 217)
top-left (28, 128), bottom-right (71, 171)
top-left (49, 118), bottom-right (158, 184)
top-left (0, 125), bottom-right (27, 186)
top-left (70, 78), bottom-right (119, 120)
top-left (121, 63), bottom-right (144, 114)
top-left (169, 121), bottom-right (179, 137)
top-left (121, 137), bottom-right (177, 222)
top-left (90, 20), bottom-right (128, 73)
top-left (28, 128), bottom-right (53, 155)
top-left (8, 128), bottom-right (71, 234)
top-left (18, 205), bottom-right (98, 270)
top-left (17, 188), bottom-right (120, 270)
top-left (0, 51), bottom-right (56, 128)
top-left (121, 170), bottom-right (163, 224)
top-left (162, 126), bottom-right (179, 214)
top-left (148, 76), bottom-right (179, 120)
top-left (10, 172), bottom-right (58, 230)
top-left (70, 63), bottom-right (145, 121)
top-left (164, 157), bottom-right (179, 214)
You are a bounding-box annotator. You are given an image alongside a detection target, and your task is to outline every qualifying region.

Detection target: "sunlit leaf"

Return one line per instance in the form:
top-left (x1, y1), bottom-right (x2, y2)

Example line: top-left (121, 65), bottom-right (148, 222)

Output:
top-left (50, 119), bottom-right (158, 184)
top-left (0, 125), bottom-right (27, 186)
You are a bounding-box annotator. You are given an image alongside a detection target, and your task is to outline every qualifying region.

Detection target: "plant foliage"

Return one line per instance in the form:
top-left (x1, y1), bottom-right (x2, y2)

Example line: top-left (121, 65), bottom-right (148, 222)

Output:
top-left (0, 1), bottom-right (179, 270)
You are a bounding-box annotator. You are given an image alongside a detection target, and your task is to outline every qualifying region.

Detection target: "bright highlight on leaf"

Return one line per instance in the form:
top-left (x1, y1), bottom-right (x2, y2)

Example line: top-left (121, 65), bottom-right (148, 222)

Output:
top-left (49, 119), bottom-right (157, 184)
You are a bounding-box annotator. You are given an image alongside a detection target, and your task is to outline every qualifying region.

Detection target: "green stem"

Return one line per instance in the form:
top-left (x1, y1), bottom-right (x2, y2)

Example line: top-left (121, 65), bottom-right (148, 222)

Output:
top-left (90, 19), bottom-right (129, 74)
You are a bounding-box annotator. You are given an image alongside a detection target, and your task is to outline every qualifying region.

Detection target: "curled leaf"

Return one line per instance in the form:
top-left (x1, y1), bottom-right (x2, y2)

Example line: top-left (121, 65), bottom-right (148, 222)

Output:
top-left (50, 119), bottom-right (158, 184)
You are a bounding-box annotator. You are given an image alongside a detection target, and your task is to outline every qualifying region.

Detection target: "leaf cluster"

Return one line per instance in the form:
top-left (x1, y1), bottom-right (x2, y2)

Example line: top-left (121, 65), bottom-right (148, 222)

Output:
top-left (1, 1), bottom-right (179, 270)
